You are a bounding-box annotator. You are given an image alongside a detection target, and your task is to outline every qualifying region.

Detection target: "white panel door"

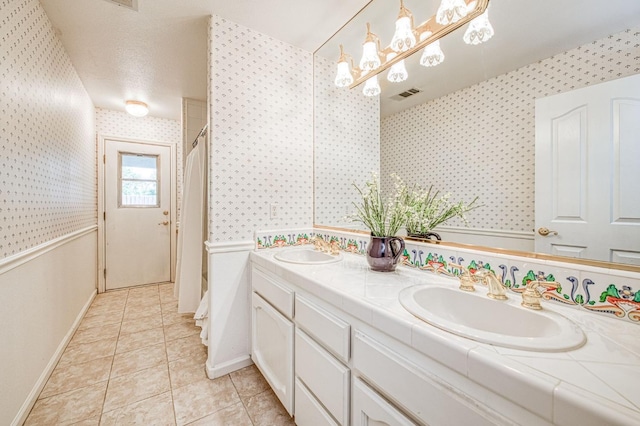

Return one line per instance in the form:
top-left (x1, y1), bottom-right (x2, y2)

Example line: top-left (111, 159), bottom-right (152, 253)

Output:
top-left (535, 74), bottom-right (640, 264)
top-left (105, 140), bottom-right (172, 290)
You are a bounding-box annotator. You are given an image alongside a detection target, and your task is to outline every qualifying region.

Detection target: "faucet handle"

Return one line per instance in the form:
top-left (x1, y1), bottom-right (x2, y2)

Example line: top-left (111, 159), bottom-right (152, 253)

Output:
top-left (450, 264), bottom-right (477, 292)
top-left (521, 280), bottom-right (558, 310)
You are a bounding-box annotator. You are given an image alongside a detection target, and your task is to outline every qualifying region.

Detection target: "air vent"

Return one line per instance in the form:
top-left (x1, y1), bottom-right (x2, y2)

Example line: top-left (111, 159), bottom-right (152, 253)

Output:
top-left (389, 88), bottom-right (422, 101)
top-left (102, 0), bottom-right (138, 11)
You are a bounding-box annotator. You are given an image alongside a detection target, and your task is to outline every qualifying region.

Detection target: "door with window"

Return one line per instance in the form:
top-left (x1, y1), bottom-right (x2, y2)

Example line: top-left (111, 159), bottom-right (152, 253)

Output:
top-left (105, 139), bottom-right (172, 290)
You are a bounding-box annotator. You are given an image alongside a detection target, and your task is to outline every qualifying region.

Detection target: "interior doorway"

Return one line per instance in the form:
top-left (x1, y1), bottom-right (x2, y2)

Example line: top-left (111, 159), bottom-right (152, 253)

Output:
top-left (98, 137), bottom-right (177, 292)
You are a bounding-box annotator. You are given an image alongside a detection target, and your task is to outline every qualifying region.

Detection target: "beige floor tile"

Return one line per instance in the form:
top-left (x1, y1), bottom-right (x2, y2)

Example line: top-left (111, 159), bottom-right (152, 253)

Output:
top-left (93, 290), bottom-right (128, 305)
top-left (126, 294), bottom-right (161, 307)
top-left (58, 338), bottom-right (118, 366)
top-left (100, 391), bottom-right (175, 426)
top-left (172, 376), bottom-right (241, 426)
top-left (103, 364), bottom-right (171, 412)
top-left (168, 351), bottom-right (208, 389)
top-left (84, 303), bottom-right (125, 319)
top-left (25, 381), bottom-right (107, 425)
top-left (162, 310), bottom-right (195, 327)
top-left (186, 402), bottom-right (252, 426)
top-left (230, 364), bottom-right (271, 401)
top-left (111, 343), bottom-right (167, 378)
top-left (127, 285), bottom-right (159, 298)
top-left (116, 327), bottom-right (164, 354)
top-left (159, 292), bottom-right (177, 305)
top-left (164, 319), bottom-right (200, 342)
top-left (123, 304), bottom-right (161, 320)
top-left (40, 356), bottom-right (112, 399)
top-left (120, 312), bottom-right (163, 334)
top-left (68, 323), bottom-right (121, 347)
top-left (78, 310), bottom-right (123, 330)
top-left (161, 300), bottom-right (179, 313)
top-left (69, 415), bottom-right (101, 425)
top-left (166, 334), bottom-right (208, 362)
top-left (245, 390), bottom-right (294, 426)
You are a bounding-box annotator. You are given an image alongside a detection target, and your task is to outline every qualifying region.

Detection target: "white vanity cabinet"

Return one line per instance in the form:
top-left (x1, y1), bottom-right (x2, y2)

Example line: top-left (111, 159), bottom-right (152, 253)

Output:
top-left (294, 295), bottom-right (351, 425)
top-left (251, 262), bottom-right (518, 426)
top-left (251, 268), bottom-right (295, 415)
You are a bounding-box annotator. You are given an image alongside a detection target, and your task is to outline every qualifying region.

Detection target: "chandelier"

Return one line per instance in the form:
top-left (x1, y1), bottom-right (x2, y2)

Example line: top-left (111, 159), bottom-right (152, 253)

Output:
top-left (334, 0), bottom-right (494, 96)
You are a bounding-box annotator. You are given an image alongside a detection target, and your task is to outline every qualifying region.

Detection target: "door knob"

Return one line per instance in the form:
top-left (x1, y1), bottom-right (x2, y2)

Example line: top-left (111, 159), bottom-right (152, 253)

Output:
top-left (538, 227), bottom-right (558, 236)
top-left (163, 211), bottom-right (169, 216)
top-left (158, 221), bottom-right (169, 226)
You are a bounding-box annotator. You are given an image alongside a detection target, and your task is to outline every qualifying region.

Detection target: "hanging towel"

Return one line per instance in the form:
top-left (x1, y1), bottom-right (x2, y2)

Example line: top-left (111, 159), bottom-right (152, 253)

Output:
top-left (194, 290), bottom-right (209, 346)
top-left (174, 140), bottom-right (206, 313)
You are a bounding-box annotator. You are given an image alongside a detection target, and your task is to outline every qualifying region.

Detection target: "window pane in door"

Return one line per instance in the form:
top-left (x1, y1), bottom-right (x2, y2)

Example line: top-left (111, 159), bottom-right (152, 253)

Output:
top-left (119, 153), bottom-right (160, 207)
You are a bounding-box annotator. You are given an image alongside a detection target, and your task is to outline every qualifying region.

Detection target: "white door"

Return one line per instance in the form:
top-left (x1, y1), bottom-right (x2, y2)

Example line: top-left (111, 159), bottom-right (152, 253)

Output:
top-left (105, 140), bottom-right (172, 290)
top-left (535, 74), bottom-right (640, 265)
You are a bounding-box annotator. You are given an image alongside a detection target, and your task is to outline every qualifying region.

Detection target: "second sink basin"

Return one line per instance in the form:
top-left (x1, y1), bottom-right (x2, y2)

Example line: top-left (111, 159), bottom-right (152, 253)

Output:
top-left (399, 285), bottom-right (586, 352)
top-left (274, 248), bottom-right (342, 265)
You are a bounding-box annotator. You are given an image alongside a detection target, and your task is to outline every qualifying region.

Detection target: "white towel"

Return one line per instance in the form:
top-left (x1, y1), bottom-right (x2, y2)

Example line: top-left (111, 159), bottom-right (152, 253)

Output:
top-left (194, 290), bottom-right (209, 346)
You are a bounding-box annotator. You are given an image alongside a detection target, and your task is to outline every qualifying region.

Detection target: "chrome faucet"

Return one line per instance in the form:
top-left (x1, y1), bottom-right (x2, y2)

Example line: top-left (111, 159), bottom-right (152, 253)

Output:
top-left (521, 280), bottom-right (558, 310)
top-left (474, 269), bottom-right (508, 300)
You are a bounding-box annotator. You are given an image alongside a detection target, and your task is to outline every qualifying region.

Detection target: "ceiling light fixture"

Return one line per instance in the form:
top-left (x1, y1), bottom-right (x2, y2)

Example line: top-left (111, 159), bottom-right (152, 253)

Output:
top-left (463, 8), bottom-right (494, 45)
top-left (125, 100), bottom-right (148, 117)
top-left (333, 0), bottom-right (491, 96)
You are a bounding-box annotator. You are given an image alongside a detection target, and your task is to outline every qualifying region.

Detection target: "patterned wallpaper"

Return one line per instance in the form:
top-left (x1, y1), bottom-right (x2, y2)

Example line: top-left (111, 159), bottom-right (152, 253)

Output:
top-left (314, 56), bottom-right (380, 226)
top-left (208, 15), bottom-right (313, 242)
top-left (381, 27), bottom-right (640, 233)
top-left (95, 107), bottom-right (183, 220)
top-left (0, 0), bottom-right (96, 260)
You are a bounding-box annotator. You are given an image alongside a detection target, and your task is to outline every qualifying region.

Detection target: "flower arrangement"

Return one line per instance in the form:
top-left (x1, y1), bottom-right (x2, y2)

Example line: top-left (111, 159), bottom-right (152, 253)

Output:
top-left (350, 173), bottom-right (480, 238)
top-left (402, 183), bottom-right (480, 237)
top-left (350, 174), bottom-right (408, 237)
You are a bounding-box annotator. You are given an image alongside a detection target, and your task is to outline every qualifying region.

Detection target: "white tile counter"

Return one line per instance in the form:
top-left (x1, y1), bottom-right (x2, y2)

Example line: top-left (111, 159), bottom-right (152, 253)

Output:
top-left (251, 248), bottom-right (640, 425)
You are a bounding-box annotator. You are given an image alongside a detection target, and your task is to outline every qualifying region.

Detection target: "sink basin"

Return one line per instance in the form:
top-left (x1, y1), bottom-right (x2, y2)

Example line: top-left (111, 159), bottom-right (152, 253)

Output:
top-left (274, 248), bottom-right (342, 265)
top-left (399, 285), bottom-right (586, 352)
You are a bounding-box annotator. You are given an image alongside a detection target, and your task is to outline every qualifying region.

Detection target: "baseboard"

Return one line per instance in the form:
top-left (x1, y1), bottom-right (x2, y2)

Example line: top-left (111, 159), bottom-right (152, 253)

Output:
top-left (12, 289), bottom-right (97, 426)
top-left (206, 355), bottom-right (253, 379)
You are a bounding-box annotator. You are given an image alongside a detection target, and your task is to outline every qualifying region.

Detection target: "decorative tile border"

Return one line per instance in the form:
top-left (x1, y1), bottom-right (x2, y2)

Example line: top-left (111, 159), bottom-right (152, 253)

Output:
top-left (255, 228), bottom-right (640, 324)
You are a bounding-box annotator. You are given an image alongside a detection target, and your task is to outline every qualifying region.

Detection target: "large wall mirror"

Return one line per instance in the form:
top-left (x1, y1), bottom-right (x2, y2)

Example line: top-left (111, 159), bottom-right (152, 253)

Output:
top-left (313, 0), bottom-right (640, 270)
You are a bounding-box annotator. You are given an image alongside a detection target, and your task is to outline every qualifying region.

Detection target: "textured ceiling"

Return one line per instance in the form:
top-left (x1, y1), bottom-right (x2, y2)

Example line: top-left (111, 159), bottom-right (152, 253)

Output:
top-left (39, 0), bottom-right (640, 120)
top-left (39, 0), bottom-right (371, 120)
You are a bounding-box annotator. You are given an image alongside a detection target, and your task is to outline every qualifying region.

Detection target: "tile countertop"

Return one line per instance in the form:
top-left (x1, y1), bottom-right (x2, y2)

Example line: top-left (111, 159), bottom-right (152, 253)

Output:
top-left (250, 248), bottom-right (640, 425)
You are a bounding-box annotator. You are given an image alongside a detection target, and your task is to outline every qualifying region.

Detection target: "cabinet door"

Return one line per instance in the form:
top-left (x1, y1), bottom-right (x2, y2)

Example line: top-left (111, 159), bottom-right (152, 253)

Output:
top-left (251, 292), bottom-right (294, 415)
top-left (352, 378), bottom-right (417, 426)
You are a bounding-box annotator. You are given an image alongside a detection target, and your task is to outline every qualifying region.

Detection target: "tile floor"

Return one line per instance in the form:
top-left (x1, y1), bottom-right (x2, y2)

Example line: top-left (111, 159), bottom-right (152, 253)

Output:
top-left (25, 283), bottom-right (294, 425)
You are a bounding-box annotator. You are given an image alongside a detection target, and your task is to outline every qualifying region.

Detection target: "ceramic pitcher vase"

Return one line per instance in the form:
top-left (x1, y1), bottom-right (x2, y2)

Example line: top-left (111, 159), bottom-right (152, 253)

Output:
top-left (367, 235), bottom-right (405, 272)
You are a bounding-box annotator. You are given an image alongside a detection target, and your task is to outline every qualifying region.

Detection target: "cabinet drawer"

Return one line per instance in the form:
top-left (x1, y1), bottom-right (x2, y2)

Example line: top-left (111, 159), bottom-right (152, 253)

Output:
top-left (352, 377), bottom-right (417, 426)
top-left (295, 295), bottom-right (350, 362)
top-left (252, 267), bottom-right (294, 319)
top-left (251, 292), bottom-right (294, 415)
top-left (295, 329), bottom-right (350, 425)
top-left (295, 378), bottom-right (339, 426)
top-left (353, 332), bottom-right (498, 426)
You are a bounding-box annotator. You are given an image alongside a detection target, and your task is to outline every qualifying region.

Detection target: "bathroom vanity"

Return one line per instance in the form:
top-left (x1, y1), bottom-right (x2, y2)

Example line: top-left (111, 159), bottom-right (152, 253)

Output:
top-left (250, 247), bottom-right (640, 426)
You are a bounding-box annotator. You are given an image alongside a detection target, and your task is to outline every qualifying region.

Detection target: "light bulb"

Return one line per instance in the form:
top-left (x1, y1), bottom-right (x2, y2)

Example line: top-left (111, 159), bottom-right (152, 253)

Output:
top-left (359, 23), bottom-right (381, 72)
top-left (387, 53), bottom-right (408, 83)
top-left (390, 1), bottom-right (415, 53)
top-left (420, 40), bottom-right (445, 67)
top-left (334, 61), bottom-right (353, 87)
top-left (363, 75), bottom-right (381, 97)
top-left (463, 9), bottom-right (494, 45)
top-left (436, 0), bottom-right (468, 25)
